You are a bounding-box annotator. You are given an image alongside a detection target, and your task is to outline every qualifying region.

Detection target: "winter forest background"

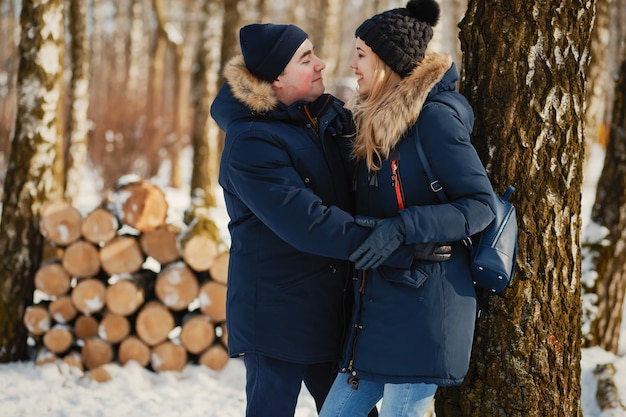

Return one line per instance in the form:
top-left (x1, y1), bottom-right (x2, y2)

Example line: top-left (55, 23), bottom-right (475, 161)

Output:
top-left (1, 0), bottom-right (626, 416)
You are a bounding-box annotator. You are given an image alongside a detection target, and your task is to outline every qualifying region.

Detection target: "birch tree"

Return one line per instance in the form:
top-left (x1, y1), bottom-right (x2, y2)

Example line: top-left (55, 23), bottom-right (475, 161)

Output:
top-left (0, 0), bottom-right (65, 363)
top-left (190, 0), bottom-right (223, 207)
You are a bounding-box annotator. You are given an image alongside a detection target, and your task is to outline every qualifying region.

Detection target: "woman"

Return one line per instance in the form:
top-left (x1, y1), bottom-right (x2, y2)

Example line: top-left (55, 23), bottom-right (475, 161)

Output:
top-left (319, 0), bottom-right (497, 416)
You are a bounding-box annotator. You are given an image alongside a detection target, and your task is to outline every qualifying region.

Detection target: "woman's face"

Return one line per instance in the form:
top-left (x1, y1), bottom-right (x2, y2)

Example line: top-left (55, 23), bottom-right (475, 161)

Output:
top-left (349, 37), bottom-right (377, 96)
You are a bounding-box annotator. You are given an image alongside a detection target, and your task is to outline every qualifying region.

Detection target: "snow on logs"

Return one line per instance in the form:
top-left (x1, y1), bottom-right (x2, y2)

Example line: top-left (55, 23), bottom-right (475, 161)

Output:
top-left (25, 179), bottom-right (230, 381)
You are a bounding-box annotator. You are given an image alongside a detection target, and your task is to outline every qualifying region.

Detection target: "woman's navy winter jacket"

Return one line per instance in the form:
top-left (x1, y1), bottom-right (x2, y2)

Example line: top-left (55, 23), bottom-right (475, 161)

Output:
top-left (339, 55), bottom-right (497, 386)
top-left (210, 56), bottom-right (415, 364)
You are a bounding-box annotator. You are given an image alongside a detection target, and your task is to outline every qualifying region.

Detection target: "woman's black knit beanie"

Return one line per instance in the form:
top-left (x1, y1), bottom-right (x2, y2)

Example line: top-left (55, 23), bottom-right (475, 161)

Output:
top-left (355, 0), bottom-right (440, 77)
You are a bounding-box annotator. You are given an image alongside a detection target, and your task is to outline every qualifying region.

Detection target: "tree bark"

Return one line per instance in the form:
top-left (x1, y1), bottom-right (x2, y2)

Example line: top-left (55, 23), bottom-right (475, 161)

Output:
top-left (436, 1), bottom-right (593, 416)
top-left (0, 0), bottom-right (65, 363)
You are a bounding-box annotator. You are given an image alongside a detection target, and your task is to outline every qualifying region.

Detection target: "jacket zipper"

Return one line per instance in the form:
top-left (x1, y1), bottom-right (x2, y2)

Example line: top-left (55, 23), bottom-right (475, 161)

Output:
top-left (346, 270), bottom-right (366, 374)
top-left (346, 322), bottom-right (362, 373)
top-left (391, 159), bottom-right (406, 210)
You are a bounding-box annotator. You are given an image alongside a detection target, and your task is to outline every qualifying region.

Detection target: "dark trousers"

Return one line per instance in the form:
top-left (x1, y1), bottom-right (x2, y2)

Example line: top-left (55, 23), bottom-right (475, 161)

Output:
top-left (243, 352), bottom-right (378, 417)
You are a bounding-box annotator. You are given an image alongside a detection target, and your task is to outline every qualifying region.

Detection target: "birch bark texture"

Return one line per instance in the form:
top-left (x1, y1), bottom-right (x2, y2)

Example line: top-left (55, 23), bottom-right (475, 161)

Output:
top-left (0, 0), bottom-right (65, 362)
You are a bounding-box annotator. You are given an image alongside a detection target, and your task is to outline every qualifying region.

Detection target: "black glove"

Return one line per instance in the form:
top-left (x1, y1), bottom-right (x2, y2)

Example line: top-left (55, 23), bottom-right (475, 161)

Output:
top-left (414, 242), bottom-right (453, 262)
top-left (330, 100), bottom-right (356, 137)
top-left (350, 216), bottom-right (406, 270)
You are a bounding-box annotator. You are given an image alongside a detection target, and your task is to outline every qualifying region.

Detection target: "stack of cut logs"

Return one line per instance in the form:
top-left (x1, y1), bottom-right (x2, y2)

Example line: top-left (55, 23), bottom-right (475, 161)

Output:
top-left (23, 179), bottom-right (230, 382)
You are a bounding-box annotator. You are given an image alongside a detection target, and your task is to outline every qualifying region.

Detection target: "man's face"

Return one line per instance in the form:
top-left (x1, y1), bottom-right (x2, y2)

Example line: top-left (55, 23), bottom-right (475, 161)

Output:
top-left (272, 39), bottom-right (326, 106)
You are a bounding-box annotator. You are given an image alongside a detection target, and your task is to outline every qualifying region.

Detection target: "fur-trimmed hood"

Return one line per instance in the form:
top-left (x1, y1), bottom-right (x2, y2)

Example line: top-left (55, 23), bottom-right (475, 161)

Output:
top-left (223, 54), bottom-right (279, 113)
top-left (211, 55), bottom-right (279, 133)
top-left (359, 54), bottom-right (458, 147)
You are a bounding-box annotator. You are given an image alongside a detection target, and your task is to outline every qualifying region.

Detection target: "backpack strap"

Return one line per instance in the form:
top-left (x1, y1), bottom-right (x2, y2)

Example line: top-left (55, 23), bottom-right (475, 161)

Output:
top-left (413, 94), bottom-right (471, 201)
top-left (413, 128), bottom-right (448, 204)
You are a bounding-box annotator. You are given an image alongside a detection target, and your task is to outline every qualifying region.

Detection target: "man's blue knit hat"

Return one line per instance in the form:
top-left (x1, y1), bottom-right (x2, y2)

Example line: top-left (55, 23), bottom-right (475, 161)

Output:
top-left (240, 23), bottom-right (309, 83)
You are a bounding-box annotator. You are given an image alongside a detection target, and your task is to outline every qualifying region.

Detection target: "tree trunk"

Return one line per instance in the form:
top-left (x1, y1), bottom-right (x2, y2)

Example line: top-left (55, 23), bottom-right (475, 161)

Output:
top-left (151, 0), bottom-right (190, 189)
top-left (126, 0), bottom-right (147, 100)
top-left (190, 0), bottom-right (223, 207)
top-left (220, 0), bottom-right (242, 74)
top-left (436, 1), bottom-right (593, 416)
top-left (0, 0), bottom-right (65, 363)
top-left (587, 58), bottom-right (626, 354)
top-left (583, 0), bottom-right (610, 158)
top-left (64, 0), bottom-right (91, 203)
top-left (320, 0), bottom-right (341, 81)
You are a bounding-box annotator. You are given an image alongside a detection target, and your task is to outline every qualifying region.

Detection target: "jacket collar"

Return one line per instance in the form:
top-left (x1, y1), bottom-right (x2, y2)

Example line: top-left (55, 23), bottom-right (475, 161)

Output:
top-left (364, 54), bottom-right (454, 147)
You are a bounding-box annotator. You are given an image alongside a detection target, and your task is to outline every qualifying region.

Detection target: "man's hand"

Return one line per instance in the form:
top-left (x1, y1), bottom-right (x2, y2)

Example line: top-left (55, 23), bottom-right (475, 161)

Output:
top-left (350, 216), bottom-right (406, 270)
top-left (330, 100), bottom-right (356, 137)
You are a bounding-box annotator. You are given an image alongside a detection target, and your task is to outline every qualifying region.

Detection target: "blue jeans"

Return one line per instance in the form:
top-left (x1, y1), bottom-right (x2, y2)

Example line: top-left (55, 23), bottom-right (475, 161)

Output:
top-left (319, 373), bottom-right (437, 417)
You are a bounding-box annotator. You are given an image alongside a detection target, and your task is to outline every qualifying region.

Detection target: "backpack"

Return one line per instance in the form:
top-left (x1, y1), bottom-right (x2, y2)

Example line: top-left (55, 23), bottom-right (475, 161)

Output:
top-left (414, 99), bottom-right (518, 295)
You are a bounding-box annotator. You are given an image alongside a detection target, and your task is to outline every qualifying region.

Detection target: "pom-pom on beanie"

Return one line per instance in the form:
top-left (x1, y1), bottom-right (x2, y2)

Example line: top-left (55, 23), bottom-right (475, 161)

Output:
top-left (239, 23), bottom-right (309, 83)
top-left (355, 0), bottom-right (440, 77)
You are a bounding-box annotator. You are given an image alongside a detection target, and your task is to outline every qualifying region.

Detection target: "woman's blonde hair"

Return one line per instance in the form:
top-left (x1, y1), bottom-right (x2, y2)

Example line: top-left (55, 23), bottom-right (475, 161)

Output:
top-left (349, 55), bottom-right (402, 172)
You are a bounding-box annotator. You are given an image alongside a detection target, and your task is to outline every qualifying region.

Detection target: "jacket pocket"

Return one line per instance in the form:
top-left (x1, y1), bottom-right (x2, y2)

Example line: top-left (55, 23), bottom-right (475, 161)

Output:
top-left (378, 262), bottom-right (440, 289)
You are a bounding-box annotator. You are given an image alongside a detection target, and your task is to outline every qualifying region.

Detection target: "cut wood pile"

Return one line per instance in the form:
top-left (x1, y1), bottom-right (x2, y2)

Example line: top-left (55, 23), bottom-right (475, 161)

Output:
top-left (24, 178), bottom-right (230, 382)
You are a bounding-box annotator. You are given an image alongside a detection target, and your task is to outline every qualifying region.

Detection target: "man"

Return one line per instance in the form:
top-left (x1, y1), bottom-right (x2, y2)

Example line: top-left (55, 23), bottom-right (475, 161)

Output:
top-left (210, 23), bottom-right (445, 417)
